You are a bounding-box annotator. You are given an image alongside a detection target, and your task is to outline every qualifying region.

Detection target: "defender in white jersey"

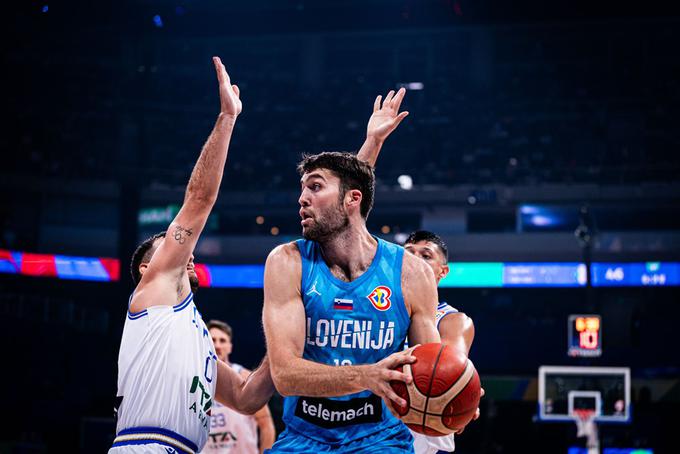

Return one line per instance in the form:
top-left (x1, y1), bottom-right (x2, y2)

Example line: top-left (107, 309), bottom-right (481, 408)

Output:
top-left (404, 231), bottom-right (479, 454)
top-left (110, 57), bottom-right (275, 454)
top-left (356, 89), bottom-right (482, 452)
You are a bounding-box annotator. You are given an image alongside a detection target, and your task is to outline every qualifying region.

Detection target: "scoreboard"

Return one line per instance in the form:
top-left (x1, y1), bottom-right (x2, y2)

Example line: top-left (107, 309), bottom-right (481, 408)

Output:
top-left (591, 262), bottom-right (680, 287)
top-left (568, 314), bottom-right (602, 357)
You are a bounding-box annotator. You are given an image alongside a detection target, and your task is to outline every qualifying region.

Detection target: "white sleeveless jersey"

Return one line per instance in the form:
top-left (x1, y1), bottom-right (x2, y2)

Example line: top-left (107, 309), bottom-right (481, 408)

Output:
top-left (201, 364), bottom-right (259, 454)
top-left (111, 292), bottom-right (218, 454)
top-left (412, 302), bottom-right (458, 454)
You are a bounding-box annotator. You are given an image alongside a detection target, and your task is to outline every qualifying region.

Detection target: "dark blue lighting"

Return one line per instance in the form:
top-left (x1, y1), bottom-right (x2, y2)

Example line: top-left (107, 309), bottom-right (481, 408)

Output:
top-left (153, 15), bottom-right (163, 28)
top-left (42, 5), bottom-right (49, 13)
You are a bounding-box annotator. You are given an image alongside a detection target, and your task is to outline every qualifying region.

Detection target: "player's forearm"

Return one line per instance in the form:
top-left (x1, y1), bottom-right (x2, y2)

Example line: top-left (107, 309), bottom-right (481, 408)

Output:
top-left (184, 113), bottom-right (237, 205)
top-left (356, 136), bottom-right (383, 167)
top-left (272, 356), bottom-right (369, 397)
top-left (216, 356), bottom-right (275, 415)
top-left (441, 314), bottom-right (475, 355)
top-left (236, 356), bottom-right (276, 414)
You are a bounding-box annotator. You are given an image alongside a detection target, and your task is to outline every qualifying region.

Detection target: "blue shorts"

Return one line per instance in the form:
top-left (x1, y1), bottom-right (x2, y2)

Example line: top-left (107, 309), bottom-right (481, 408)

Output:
top-left (266, 423), bottom-right (414, 453)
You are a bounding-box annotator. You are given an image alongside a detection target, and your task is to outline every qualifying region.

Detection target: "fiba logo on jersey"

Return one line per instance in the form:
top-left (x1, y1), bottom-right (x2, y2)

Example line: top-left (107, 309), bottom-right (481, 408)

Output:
top-left (367, 286), bottom-right (392, 311)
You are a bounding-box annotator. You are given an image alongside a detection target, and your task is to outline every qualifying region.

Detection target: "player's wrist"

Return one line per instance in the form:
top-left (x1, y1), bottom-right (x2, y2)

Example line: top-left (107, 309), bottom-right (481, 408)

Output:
top-left (352, 364), bottom-right (371, 391)
top-left (365, 134), bottom-right (384, 146)
top-left (218, 112), bottom-right (239, 124)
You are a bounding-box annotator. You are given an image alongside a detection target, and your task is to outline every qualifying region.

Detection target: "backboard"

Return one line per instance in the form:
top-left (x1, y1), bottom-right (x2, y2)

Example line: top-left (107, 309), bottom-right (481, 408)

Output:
top-left (538, 366), bottom-right (631, 423)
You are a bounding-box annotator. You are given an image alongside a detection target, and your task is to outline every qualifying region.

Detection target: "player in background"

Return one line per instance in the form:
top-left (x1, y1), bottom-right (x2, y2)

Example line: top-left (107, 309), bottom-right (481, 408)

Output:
top-left (111, 58), bottom-right (274, 454)
top-left (357, 88), bottom-right (482, 453)
top-left (204, 320), bottom-right (276, 454)
top-left (263, 150), bottom-right (442, 452)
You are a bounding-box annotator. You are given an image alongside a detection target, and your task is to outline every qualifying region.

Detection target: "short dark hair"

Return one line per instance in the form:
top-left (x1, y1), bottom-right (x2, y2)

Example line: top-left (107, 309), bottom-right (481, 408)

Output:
top-left (297, 152), bottom-right (375, 218)
top-left (405, 230), bottom-right (449, 262)
top-left (207, 319), bottom-right (233, 339)
top-left (130, 231), bottom-right (166, 285)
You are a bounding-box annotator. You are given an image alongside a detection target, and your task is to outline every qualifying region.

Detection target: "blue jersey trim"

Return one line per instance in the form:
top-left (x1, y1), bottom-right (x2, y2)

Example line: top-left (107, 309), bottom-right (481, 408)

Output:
top-left (127, 310), bottom-right (148, 320)
top-left (173, 292), bottom-right (194, 312)
top-left (115, 426), bottom-right (198, 452)
top-left (126, 292), bottom-right (193, 320)
top-left (111, 438), bottom-right (192, 454)
top-left (126, 292), bottom-right (147, 319)
top-left (436, 301), bottom-right (459, 328)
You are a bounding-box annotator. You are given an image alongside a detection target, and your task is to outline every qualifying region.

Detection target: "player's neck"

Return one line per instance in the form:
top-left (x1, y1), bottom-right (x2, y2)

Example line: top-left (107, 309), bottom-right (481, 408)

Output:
top-left (319, 224), bottom-right (377, 282)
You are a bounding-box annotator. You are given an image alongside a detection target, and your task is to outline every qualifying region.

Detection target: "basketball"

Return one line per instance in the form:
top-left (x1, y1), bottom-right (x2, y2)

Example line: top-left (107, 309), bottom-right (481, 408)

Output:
top-left (391, 343), bottom-right (482, 436)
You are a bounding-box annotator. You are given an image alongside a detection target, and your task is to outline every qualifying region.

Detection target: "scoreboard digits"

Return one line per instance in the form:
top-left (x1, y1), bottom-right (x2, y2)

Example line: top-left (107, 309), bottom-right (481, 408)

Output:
top-left (568, 314), bottom-right (602, 357)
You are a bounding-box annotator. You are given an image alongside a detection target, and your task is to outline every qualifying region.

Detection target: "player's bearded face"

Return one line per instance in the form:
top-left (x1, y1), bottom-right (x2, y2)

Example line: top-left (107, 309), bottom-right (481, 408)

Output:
top-left (302, 190), bottom-right (350, 242)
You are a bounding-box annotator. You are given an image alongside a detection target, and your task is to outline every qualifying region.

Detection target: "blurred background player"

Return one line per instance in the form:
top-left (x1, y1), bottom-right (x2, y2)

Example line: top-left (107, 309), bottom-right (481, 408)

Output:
top-left (263, 151), bottom-right (442, 452)
top-left (204, 320), bottom-right (276, 453)
top-left (110, 58), bottom-right (274, 454)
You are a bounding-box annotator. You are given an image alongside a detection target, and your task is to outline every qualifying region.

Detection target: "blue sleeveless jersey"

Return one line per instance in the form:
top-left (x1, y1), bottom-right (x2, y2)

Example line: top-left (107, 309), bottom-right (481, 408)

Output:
top-left (282, 237), bottom-right (411, 445)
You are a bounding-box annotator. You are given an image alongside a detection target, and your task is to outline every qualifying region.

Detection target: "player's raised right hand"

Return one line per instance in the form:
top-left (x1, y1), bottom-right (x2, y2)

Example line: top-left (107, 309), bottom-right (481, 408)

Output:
top-left (213, 56), bottom-right (242, 118)
top-left (361, 346), bottom-right (417, 409)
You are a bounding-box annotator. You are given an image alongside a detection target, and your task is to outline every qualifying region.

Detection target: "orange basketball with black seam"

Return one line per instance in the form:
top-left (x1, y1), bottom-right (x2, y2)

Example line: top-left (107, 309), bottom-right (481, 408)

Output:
top-left (390, 343), bottom-right (482, 436)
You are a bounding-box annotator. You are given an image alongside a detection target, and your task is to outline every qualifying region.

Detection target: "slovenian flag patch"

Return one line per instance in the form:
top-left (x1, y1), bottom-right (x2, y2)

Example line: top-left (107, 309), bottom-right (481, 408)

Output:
top-left (333, 298), bottom-right (353, 310)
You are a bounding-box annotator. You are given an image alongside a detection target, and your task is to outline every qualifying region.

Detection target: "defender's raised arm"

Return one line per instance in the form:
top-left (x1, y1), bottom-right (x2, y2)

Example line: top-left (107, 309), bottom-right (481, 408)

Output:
top-left (130, 57), bottom-right (242, 312)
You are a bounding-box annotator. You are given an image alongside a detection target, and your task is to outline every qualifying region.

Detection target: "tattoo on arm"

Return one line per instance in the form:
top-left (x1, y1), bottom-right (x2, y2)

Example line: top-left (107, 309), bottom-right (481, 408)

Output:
top-left (172, 225), bottom-right (194, 244)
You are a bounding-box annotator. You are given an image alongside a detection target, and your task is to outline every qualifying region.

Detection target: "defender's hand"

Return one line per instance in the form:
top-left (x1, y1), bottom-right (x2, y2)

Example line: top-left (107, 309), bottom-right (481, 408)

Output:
top-left (360, 346), bottom-right (417, 410)
top-left (213, 56), bottom-right (242, 118)
top-left (366, 87), bottom-right (409, 144)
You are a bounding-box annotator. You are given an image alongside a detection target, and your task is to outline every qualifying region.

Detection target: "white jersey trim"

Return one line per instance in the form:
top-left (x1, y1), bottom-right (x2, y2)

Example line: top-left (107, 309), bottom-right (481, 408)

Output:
top-left (127, 291), bottom-right (194, 320)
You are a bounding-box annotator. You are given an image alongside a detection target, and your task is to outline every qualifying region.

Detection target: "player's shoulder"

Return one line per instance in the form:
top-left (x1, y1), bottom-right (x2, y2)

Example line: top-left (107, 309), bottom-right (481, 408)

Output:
top-left (265, 241), bottom-right (302, 275)
top-left (402, 249), bottom-right (436, 280)
top-left (267, 241), bottom-right (301, 261)
top-left (128, 279), bottom-right (188, 314)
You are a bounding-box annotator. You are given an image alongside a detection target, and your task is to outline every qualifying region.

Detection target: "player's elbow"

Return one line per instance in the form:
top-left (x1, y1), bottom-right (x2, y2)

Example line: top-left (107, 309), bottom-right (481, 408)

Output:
top-left (233, 400), bottom-right (260, 416)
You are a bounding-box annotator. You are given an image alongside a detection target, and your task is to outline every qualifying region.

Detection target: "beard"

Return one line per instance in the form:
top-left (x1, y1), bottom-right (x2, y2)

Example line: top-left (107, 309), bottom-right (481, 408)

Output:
top-left (189, 272), bottom-right (200, 293)
top-left (303, 200), bottom-right (350, 242)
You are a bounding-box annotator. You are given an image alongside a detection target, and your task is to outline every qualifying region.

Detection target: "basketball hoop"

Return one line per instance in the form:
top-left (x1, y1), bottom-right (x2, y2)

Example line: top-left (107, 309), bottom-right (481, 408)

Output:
top-left (573, 409), bottom-right (599, 454)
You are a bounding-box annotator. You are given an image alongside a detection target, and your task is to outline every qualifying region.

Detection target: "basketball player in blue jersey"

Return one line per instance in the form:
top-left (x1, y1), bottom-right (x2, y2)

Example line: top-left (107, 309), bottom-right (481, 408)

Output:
top-left (356, 88), bottom-right (483, 453)
top-left (110, 58), bottom-right (274, 454)
top-left (263, 152), bottom-right (443, 452)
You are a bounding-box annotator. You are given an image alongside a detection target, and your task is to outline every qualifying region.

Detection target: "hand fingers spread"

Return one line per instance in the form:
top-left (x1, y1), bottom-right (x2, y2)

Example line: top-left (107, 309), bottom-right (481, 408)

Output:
top-left (373, 95), bottom-right (382, 112)
top-left (383, 388), bottom-right (406, 408)
top-left (385, 352), bottom-right (416, 369)
top-left (384, 369), bottom-right (412, 384)
top-left (384, 399), bottom-right (400, 418)
top-left (392, 87), bottom-right (407, 110)
top-left (384, 89), bottom-right (395, 105)
top-left (404, 345), bottom-right (420, 355)
top-left (391, 111), bottom-right (409, 126)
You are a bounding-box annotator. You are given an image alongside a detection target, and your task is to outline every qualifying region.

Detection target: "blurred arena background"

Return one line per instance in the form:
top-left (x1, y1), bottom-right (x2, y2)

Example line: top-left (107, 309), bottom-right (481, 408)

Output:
top-left (2, 1), bottom-right (679, 452)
